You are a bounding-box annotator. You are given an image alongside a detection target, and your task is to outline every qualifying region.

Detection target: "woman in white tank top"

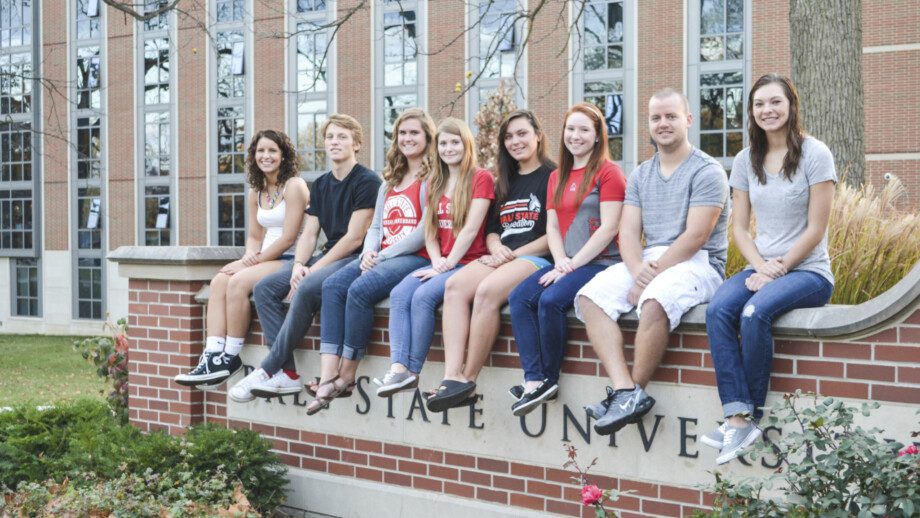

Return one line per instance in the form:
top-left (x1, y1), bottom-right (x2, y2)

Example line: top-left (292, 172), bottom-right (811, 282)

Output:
top-left (175, 129), bottom-right (309, 388)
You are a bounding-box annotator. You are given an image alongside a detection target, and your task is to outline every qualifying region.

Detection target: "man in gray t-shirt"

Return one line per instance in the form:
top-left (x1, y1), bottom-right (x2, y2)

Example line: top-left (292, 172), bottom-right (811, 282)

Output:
top-left (574, 89), bottom-right (730, 436)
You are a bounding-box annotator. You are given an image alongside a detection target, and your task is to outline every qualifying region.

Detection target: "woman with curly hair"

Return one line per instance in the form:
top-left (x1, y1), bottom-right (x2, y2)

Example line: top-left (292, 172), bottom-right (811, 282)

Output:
top-left (304, 108), bottom-right (437, 414)
top-left (175, 129), bottom-right (308, 388)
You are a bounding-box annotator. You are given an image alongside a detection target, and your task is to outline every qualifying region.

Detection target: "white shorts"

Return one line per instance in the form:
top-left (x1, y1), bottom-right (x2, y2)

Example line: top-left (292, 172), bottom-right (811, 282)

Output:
top-left (574, 246), bottom-right (723, 331)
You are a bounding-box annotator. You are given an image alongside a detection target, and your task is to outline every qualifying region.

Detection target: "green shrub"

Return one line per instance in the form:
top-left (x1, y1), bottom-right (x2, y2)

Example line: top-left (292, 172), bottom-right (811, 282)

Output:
top-left (0, 399), bottom-right (287, 515)
top-left (708, 391), bottom-right (920, 517)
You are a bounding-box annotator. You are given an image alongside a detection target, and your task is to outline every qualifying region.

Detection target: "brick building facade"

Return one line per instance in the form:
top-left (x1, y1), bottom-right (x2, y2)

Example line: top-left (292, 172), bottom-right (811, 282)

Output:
top-left (1, 0), bottom-right (918, 334)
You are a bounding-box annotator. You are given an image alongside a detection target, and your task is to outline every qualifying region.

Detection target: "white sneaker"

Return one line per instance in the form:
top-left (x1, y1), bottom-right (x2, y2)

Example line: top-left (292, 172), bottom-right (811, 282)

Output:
top-left (229, 368), bottom-right (270, 403)
top-left (250, 371), bottom-right (303, 398)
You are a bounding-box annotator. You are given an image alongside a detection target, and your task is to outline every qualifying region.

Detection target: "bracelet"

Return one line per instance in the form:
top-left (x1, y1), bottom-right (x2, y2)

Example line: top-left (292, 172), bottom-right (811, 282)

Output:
top-left (293, 260), bottom-right (304, 267)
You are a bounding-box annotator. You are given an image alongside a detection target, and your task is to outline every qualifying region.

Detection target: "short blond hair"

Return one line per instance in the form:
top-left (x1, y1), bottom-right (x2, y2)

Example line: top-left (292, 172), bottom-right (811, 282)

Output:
top-left (321, 113), bottom-right (364, 147)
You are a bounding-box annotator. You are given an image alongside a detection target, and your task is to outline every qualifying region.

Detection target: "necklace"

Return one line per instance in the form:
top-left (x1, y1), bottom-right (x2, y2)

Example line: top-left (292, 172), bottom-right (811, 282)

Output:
top-left (265, 185), bottom-right (282, 209)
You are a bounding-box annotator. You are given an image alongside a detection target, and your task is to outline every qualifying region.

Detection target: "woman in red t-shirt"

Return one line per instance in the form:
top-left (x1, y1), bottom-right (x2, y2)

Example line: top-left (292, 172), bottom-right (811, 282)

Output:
top-left (506, 102), bottom-right (627, 417)
top-left (426, 110), bottom-right (557, 412)
top-left (302, 108), bottom-right (437, 414)
top-left (373, 118), bottom-right (495, 397)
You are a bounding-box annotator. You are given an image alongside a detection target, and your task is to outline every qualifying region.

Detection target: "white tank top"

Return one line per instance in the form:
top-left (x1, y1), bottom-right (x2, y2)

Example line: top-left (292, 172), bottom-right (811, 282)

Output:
top-left (257, 194), bottom-right (295, 255)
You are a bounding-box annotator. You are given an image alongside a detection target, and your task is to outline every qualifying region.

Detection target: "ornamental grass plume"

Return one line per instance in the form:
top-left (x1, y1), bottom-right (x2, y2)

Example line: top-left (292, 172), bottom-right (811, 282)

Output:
top-left (725, 176), bottom-right (920, 305)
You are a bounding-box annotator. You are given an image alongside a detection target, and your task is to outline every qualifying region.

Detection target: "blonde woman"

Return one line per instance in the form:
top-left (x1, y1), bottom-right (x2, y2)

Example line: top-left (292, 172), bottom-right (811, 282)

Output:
top-left (374, 118), bottom-right (494, 397)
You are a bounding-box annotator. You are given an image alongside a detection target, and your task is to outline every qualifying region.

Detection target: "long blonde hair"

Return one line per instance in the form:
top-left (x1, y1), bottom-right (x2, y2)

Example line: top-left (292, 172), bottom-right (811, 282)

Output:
top-left (382, 108), bottom-right (437, 188)
top-left (425, 118), bottom-right (479, 240)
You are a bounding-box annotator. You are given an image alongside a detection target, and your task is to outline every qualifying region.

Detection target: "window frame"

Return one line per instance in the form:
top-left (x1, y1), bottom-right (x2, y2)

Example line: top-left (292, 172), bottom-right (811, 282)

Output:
top-left (135, 3), bottom-right (177, 246)
top-left (70, 0), bottom-right (106, 320)
top-left (287, 0), bottom-right (336, 182)
top-left (466, 0), bottom-right (528, 127)
top-left (687, 0), bottom-right (752, 170)
top-left (571, 0), bottom-right (636, 173)
top-left (373, 0), bottom-right (426, 170)
top-left (208, 0), bottom-right (252, 246)
top-left (10, 257), bottom-right (41, 317)
top-left (0, 0), bottom-right (41, 259)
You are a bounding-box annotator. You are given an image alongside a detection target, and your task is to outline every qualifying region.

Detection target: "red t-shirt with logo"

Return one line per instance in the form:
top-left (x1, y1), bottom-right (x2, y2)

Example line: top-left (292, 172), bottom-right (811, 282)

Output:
top-left (381, 179), bottom-right (424, 250)
top-left (435, 168), bottom-right (495, 264)
top-left (547, 160), bottom-right (625, 238)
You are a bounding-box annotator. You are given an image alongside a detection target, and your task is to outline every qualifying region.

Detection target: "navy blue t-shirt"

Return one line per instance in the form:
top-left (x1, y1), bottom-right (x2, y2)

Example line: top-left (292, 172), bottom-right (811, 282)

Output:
top-left (306, 163), bottom-right (381, 252)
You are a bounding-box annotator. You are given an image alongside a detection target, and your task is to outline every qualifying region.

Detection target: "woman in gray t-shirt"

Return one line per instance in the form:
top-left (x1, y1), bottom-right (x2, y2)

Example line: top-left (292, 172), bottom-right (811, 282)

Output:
top-left (704, 74), bottom-right (836, 465)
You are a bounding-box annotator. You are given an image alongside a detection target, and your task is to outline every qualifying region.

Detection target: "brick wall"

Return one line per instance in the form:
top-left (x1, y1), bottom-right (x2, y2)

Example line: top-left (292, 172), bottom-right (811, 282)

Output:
top-left (41, 2), bottom-right (70, 251)
top-left (126, 279), bottom-right (206, 434)
top-left (636, 0), bottom-right (684, 163)
top-left (176, 4), bottom-right (209, 245)
top-left (335, 0), bottom-right (373, 166)
top-left (252, 8), bottom-right (286, 132)
top-left (426, 2), bottom-right (466, 120)
top-left (526, 1), bottom-right (570, 162)
top-left (124, 270), bottom-right (920, 516)
top-left (107, 16), bottom-right (136, 250)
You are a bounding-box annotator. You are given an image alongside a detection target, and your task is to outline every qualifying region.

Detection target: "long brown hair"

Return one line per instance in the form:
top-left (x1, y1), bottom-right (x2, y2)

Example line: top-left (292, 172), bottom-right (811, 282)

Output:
top-left (246, 129), bottom-right (300, 192)
top-left (382, 108), bottom-right (437, 188)
top-left (553, 102), bottom-right (610, 207)
top-left (425, 118), bottom-right (478, 240)
top-left (495, 109), bottom-right (554, 206)
top-left (748, 73), bottom-right (805, 184)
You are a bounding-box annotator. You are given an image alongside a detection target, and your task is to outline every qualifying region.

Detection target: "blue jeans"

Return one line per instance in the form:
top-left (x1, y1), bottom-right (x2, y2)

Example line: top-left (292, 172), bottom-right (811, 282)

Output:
top-left (320, 254), bottom-right (429, 360)
top-left (706, 269), bottom-right (832, 420)
top-left (388, 265), bottom-right (462, 373)
top-left (252, 254), bottom-right (356, 374)
top-left (508, 264), bottom-right (605, 384)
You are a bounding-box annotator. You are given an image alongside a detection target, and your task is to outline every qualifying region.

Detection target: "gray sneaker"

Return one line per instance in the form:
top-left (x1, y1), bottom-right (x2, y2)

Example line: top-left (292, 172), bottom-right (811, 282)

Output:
top-left (716, 422), bottom-right (762, 465)
top-left (374, 370), bottom-right (418, 397)
top-left (584, 387), bottom-right (616, 420)
top-left (700, 422), bottom-right (729, 449)
top-left (593, 386), bottom-right (655, 436)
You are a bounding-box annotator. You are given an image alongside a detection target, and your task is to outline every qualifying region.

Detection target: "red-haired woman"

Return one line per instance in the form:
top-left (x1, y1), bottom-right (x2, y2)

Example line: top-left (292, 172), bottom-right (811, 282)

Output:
top-left (507, 103), bottom-right (626, 416)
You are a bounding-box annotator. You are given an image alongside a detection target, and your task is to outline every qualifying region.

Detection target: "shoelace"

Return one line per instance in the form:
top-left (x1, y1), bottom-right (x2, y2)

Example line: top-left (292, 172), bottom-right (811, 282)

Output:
top-left (381, 371), bottom-right (399, 384)
top-left (212, 353), bottom-right (226, 366)
top-left (722, 428), bottom-right (737, 447)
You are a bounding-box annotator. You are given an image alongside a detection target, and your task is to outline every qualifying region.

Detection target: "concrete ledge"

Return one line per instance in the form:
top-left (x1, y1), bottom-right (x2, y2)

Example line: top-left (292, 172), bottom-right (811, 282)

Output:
top-left (108, 246), bottom-right (244, 282)
top-left (127, 245), bottom-right (920, 339)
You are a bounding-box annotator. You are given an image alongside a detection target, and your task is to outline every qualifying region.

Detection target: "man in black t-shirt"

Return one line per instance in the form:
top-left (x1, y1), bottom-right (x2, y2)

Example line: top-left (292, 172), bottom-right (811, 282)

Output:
top-left (229, 114), bottom-right (381, 402)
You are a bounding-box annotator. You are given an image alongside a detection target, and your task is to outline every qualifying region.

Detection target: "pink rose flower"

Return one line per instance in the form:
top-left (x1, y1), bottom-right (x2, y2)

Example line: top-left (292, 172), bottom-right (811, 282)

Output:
top-left (898, 444), bottom-right (919, 457)
top-left (581, 484), bottom-right (604, 506)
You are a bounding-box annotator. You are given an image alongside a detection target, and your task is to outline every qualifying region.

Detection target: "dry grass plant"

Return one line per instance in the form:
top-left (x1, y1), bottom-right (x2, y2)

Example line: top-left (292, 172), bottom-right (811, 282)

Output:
top-left (725, 176), bottom-right (920, 305)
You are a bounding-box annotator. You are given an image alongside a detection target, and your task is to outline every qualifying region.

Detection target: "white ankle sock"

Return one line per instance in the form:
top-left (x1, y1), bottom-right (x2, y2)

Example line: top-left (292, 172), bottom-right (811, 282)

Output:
top-left (224, 336), bottom-right (245, 356)
top-left (204, 336), bottom-right (225, 353)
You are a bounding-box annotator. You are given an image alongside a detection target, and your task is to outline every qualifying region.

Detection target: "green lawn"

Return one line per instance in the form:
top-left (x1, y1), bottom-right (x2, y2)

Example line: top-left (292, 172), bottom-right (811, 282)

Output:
top-left (0, 334), bottom-right (106, 407)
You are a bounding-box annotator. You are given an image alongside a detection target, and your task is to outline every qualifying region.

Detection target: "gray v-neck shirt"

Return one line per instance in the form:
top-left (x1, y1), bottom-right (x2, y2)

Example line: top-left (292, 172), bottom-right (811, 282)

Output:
top-left (729, 137), bottom-right (837, 284)
top-left (625, 147), bottom-right (730, 277)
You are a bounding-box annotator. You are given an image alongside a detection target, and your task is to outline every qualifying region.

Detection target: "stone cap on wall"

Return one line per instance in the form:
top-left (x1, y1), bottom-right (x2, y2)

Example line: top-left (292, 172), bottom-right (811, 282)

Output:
top-left (108, 246), bottom-right (244, 281)
top-left (110, 245), bottom-right (920, 340)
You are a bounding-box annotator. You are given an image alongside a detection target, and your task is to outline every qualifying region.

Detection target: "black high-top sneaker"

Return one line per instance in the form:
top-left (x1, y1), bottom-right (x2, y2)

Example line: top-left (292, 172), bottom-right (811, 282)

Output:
top-left (174, 352), bottom-right (242, 386)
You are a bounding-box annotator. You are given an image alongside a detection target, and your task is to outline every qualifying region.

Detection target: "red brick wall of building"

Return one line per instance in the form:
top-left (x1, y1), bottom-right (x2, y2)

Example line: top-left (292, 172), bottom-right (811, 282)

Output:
top-left (175, 5), bottom-right (209, 245)
top-left (107, 17), bottom-right (136, 250)
top-left (41, 4), bottom-right (71, 251)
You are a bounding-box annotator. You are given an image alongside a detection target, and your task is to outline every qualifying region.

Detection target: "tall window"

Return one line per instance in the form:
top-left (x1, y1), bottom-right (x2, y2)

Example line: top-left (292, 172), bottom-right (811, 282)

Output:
top-left (210, 0), bottom-right (249, 245)
top-left (574, 0), bottom-right (634, 171)
top-left (1, 0), bottom-right (41, 316)
top-left (72, 0), bottom-right (105, 319)
top-left (138, 0), bottom-right (174, 245)
top-left (468, 0), bottom-right (525, 123)
top-left (375, 0), bottom-right (423, 168)
top-left (689, 0), bottom-right (748, 168)
top-left (290, 0), bottom-right (333, 180)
